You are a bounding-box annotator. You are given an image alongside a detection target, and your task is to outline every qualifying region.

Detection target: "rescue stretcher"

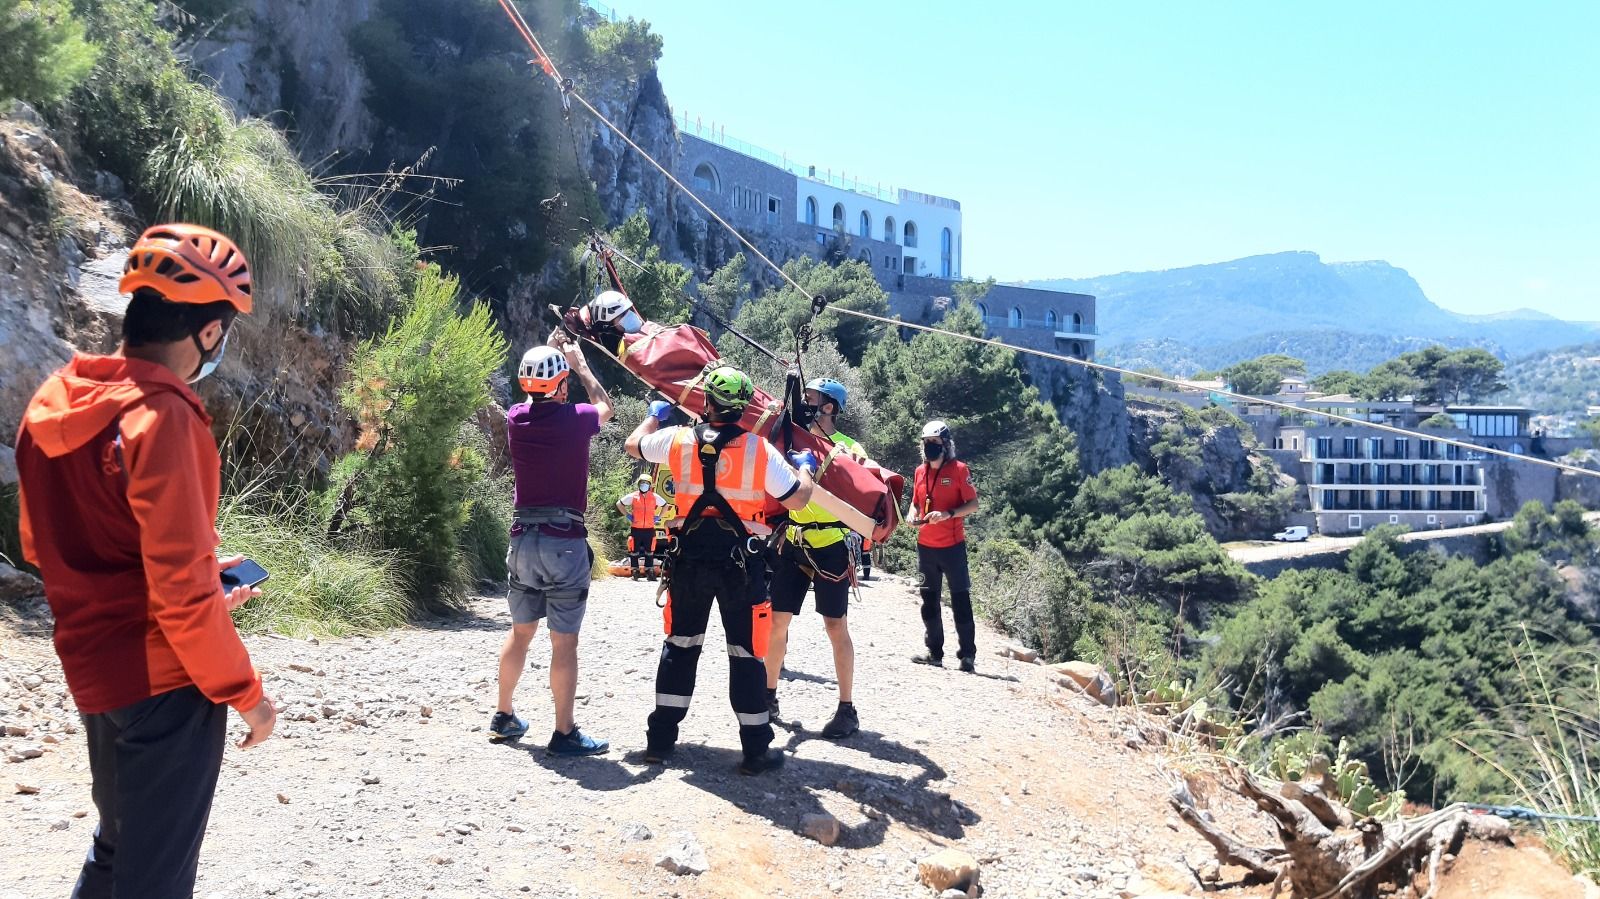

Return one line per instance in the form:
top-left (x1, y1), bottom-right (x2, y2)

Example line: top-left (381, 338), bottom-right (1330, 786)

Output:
top-left (555, 306), bottom-right (905, 542)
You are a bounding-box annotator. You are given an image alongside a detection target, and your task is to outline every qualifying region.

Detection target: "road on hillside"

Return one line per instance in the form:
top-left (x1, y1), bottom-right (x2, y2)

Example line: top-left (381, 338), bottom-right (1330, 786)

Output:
top-left (1225, 512), bottom-right (1600, 565)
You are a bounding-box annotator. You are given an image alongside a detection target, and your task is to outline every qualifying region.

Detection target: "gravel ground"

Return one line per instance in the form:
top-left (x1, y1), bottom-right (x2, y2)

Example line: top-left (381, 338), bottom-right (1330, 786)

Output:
top-left (2, 573), bottom-right (1580, 899)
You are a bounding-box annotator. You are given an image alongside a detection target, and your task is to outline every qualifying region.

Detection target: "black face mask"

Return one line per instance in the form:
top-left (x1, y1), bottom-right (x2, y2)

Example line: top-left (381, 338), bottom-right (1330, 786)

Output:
top-left (923, 441), bottom-right (945, 462)
top-left (794, 403), bottom-right (819, 429)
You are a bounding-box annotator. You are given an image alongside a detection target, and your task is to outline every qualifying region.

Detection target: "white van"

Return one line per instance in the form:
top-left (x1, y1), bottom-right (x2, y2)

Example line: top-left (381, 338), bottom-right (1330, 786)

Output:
top-left (1272, 526), bottom-right (1310, 542)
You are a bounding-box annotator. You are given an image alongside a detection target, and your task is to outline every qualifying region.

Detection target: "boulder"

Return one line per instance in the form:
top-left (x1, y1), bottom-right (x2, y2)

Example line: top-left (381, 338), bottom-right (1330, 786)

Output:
top-left (997, 644), bottom-right (1039, 663)
top-left (654, 831), bottom-right (708, 876)
top-left (917, 848), bottom-right (979, 893)
top-left (1052, 661), bottom-right (1119, 706)
top-left (799, 812), bottom-right (841, 846)
top-left (0, 563), bottom-right (43, 604)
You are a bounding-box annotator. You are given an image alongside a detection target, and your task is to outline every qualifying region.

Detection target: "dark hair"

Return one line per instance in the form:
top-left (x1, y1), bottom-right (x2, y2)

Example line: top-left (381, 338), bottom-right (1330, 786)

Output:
top-left (122, 289), bottom-right (237, 347)
top-left (707, 400), bottom-right (744, 423)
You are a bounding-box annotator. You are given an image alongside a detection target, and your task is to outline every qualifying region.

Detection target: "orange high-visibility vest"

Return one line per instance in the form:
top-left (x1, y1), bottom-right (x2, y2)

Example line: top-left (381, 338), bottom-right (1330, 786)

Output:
top-left (670, 426), bottom-right (772, 530)
top-left (628, 490), bottom-right (658, 529)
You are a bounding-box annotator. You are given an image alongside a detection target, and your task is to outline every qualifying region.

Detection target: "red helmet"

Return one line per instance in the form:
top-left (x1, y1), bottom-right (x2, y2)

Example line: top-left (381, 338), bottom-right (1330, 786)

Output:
top-left (120, 223), bottom-right (253, 313)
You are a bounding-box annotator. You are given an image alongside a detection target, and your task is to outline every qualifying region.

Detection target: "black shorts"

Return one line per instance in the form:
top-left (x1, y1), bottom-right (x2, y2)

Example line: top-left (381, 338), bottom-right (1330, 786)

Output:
top-left (769, 540), bottom-right (851, 619)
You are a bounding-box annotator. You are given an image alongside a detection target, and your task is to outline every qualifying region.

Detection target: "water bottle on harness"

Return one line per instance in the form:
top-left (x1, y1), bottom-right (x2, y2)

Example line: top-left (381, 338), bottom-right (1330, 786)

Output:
top-left (657, 422), bottom-right (774, 657)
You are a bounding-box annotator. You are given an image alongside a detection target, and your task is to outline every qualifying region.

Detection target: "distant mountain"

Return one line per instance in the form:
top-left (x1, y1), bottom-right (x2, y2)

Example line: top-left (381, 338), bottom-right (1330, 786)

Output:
top-left (1021, 252), bottom-right (1598, 371)
top-left (1101, 331), bottom-right (1492, 378)
top-left (1502, 341), bottom-right (1600, 418)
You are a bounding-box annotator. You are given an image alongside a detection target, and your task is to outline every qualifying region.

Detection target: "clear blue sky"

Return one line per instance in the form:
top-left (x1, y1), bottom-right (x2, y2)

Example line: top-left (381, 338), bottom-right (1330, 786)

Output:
top-left (615, 1), bottom-right (1598, 320)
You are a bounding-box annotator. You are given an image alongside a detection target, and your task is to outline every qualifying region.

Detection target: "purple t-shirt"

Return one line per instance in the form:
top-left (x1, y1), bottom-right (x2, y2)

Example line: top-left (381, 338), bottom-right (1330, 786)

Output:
top-left (508, 401), bottom-right (601, 536)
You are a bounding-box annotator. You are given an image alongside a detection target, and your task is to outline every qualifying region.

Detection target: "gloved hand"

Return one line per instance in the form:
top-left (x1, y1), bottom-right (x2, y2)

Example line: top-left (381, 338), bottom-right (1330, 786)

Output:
top-left (648, 400), bottom-right (673, 422)
top-left (787, 449), bottom-right (819, 474)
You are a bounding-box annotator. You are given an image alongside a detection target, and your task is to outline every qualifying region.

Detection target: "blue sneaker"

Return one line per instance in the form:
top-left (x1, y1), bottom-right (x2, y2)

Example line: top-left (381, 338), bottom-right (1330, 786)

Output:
top-left (489, 711), bottom-right (528, 742)
top-left (548, 726), bottom-right (609, 756)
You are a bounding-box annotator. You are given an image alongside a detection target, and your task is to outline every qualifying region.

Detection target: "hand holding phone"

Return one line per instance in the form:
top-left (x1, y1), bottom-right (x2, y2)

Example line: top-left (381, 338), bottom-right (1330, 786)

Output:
top-left (220, 556), bottom-right (269, 611)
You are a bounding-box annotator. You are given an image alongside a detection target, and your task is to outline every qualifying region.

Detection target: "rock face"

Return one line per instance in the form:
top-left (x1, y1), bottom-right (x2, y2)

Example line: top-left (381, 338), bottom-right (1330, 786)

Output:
top-left (0, 111), bottom-right (130, 442)
top-left (1044, 364), bottom-right (1135, 474)
top-left (191, 0), bottom-right (377, 160)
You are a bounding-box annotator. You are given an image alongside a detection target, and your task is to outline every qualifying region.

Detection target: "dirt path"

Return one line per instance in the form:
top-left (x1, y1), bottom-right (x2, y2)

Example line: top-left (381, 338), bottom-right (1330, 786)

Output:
top-left (1, 575), bottom-right (1590, 898)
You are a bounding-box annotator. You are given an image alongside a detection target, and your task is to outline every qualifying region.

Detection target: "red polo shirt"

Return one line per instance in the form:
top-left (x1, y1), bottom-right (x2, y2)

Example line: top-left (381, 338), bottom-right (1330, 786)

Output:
top-left (912, 460), bottom-right (976, 549)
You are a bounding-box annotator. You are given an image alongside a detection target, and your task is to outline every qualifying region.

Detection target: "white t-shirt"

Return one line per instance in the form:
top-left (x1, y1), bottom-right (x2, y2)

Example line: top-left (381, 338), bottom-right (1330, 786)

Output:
top-left (637, 426), bottom-right (801, 501)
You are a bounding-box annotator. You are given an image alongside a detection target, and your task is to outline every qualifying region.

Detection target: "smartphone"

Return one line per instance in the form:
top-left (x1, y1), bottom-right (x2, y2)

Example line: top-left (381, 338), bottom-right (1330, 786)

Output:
top-left (220, 558), bottom-right (270, 590)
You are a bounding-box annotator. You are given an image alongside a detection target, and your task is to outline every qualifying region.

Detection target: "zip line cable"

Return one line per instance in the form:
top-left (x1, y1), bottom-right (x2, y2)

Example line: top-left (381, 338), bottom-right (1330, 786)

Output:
top-left (492, 2), bottom-right (1600, 484)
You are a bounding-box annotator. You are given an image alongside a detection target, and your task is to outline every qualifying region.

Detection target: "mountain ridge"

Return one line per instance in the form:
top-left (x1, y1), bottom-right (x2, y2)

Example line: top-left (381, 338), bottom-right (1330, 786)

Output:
top-left (1018, 252), bottom-right (1597, 370)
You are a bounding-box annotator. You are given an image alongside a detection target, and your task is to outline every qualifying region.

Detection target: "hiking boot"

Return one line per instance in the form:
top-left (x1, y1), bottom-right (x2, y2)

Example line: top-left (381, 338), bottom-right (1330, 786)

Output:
top-left (910, 652), bottom-right (944, 668)
top-left (958, 656), bottom-right (976, 674)
top-left (765, 688), bottom-right (781, 720)
top-left (643, 746), bottom-right (673, 765)
top-left (821, 702), bottom-right (858, 739)
top-left (737, 748), bottom-right (786, 776)
top-left (548, 726), bottom-right (609, 756)
top-left (489, 711), bottom-right (528, 742)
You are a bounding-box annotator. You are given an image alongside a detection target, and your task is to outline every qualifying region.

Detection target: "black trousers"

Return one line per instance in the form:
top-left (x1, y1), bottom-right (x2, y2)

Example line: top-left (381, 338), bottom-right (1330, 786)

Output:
top-left (648, 529), bottom-right (772, 759)
top-left (629, 527), bottom-right (657, 573)
top-left (917, 541), bottom-right (976, 661)
top-left (73, 685), bottom-right (228, 899)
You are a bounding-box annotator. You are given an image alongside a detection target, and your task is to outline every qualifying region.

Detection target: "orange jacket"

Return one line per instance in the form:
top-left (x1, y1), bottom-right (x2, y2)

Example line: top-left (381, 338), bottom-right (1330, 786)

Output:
top-left (15, 354), bottom-right (262, 715)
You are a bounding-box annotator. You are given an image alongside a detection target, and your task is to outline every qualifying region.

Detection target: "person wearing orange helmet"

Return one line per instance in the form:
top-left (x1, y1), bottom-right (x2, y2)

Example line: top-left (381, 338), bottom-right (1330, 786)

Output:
top-left (14, 223), bottom-right (276, 897)
top-left (491, 331), bottom-right (615, 757)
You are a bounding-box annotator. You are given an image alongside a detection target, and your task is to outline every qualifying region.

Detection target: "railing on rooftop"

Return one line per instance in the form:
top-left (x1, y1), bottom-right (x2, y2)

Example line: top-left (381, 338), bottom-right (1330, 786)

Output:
top-left (980, 315), bottom-right (1098, 336)
top-left (581, 0), bottom-right (619, 22)
top-left (679, 112), bottom-right (900, 203)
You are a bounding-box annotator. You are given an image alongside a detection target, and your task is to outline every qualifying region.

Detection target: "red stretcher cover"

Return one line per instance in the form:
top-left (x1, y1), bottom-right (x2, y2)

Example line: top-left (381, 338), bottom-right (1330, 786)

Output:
top-left (593, 320), bottom-right (904, 542)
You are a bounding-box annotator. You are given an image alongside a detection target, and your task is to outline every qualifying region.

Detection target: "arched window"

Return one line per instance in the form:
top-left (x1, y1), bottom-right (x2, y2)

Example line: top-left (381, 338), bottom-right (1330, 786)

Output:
top-left (940, 227), bottom-right (952, 278)
top-left (977, 302), bottom-right (988, 318)
top-left (1008, 307), bottom-right (1022, 328)
top-left (884, 216), bottom-right (896, 244)
top-left (904, 221), bottom-right (918, 247)
top-left (831, 202), bottom-right (845, 230)
top-left (804, 196), bottom-right (818, 225)
top-left (692, 162), bottom-right (720, 194)
top-left (859, 210), bottom-right (871, 238)
top-left (1045, 309), bottom-right (1057, 329)
top-left (1071, 341), bottom-right (1084, 358)
top-left (1071, 311), bottom-right (1083, 331)
top-left (857, 248), bottom-right (871, 264)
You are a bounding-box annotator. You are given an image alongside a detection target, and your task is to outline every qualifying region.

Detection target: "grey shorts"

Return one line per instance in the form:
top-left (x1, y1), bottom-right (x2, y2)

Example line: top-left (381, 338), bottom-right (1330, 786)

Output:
top-left (507, 530), bottom-right (591, 633)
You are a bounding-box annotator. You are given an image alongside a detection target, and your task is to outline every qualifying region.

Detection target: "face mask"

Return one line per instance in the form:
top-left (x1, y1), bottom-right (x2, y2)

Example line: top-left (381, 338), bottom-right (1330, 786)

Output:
top-left (923, 441), bottom-right (945, 462)
top-left (794, 403), bottom-right (819, 428)
top-left (618, 309), bottom-right (643, 334)
top-left (189, 329), bottom-right (229, 383)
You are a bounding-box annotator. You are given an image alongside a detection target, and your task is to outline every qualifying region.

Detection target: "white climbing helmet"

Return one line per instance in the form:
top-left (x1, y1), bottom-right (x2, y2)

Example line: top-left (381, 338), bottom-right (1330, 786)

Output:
top-left (587, 290), bottom-right (643, 334)
top-left (518, 345), bottom-right (569, 397)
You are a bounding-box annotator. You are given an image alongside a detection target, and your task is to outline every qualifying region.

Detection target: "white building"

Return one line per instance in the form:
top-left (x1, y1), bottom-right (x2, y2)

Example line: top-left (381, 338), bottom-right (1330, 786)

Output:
top-left (796, 178), bottom-right (962, 280)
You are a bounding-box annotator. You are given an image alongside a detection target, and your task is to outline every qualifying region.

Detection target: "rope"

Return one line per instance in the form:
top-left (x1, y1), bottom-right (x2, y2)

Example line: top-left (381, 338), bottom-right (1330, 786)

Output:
top-left (492, 4), bottom-right (1600, 485)
top-left (822, 304), bottom-right (1600, 481)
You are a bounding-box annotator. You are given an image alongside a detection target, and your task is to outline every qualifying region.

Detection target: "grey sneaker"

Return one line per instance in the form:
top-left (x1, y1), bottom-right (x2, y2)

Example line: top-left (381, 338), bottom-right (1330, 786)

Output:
top-left (489, 711), bottom-right (528, 742)
top-left (548, 726), bottom-right (609, 756)
top-left (958, 656), bottom-right (976, 674)
top-left (911, 653), bottom-right (944, 667)
top-left (821, 702), bottom-right (858, 739)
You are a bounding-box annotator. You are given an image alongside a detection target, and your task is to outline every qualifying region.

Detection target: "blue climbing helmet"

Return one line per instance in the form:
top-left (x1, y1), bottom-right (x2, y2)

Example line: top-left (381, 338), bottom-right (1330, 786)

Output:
top-left (805, 377), bottom-right (847, 415)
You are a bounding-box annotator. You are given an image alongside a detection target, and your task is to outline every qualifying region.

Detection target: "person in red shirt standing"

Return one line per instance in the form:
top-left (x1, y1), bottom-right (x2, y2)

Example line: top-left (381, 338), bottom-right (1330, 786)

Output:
top-left (14, 224), bottom-right (276, 898)
top-left (908, 420), bottom-right (981, 672)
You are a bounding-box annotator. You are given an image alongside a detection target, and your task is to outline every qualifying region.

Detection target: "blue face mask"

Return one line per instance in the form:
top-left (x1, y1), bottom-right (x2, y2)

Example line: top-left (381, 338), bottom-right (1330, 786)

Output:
top-left (619, 309), bottom-right (643, 334)
top-left (191, 330), bottom-right (229, 383)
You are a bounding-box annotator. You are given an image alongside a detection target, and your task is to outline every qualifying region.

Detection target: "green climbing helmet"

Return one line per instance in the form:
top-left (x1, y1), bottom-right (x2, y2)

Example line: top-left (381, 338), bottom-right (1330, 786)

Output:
top-left (704, 365), bottom-right (755, 410)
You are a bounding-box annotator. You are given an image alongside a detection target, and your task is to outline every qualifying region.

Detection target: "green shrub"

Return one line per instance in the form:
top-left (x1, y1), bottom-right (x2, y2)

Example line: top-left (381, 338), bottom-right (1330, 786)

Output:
top-left (458, 425), bottom-right (511, 585)
top-left (0, 0), bottom-right (99, 106)
top-left (1, 481), bottom-right (30, 574)
top-left (219, 498), bottom-right (408, 637)
top-left (329, 266), bottom-right (508, 608)
top-left (66, 0), bottom-right (409, 335)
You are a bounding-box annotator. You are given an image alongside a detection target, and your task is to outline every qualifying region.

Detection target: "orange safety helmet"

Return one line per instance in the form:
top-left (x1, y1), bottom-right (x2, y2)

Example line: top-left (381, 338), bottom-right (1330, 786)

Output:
top-left (119, 224), bottom-right (253, 313)
top-left (518, 345), bottom-right (570, 396)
